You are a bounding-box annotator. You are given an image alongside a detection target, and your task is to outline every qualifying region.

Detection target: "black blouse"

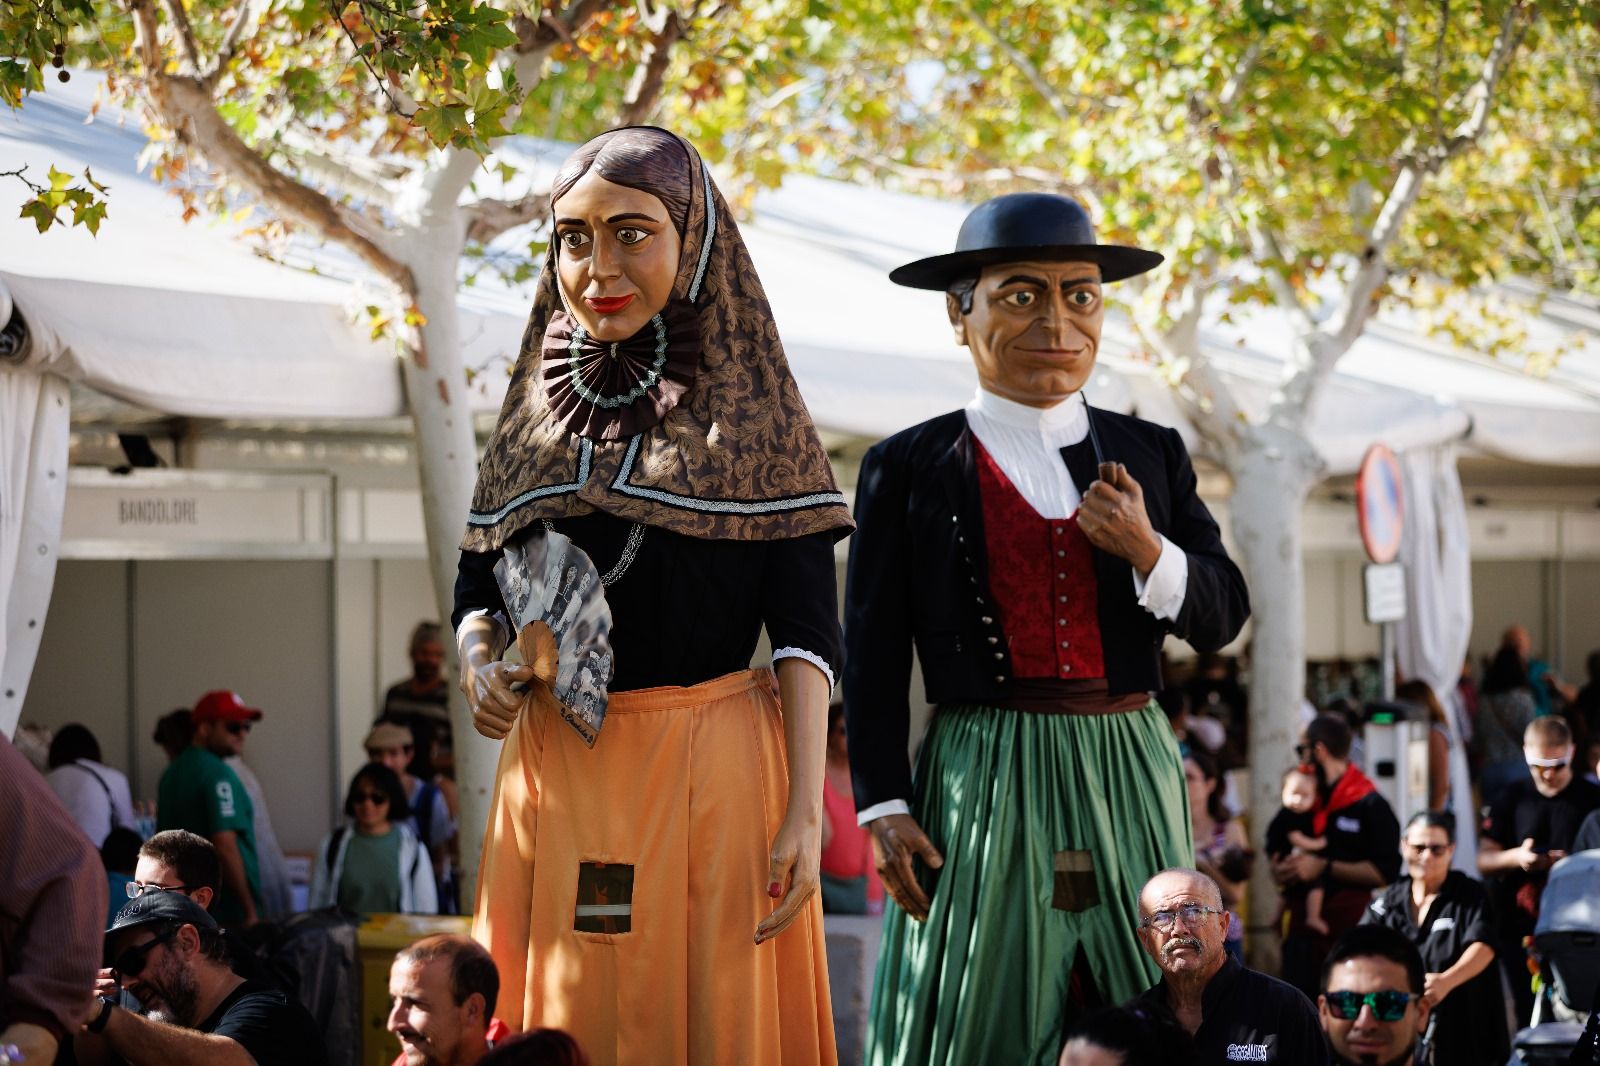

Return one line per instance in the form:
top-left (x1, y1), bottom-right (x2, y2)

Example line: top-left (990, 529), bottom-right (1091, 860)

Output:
top-left (453, 511), bottom-right (842, 693)
top-left (1361, 871), bottom-right (1509, 1065)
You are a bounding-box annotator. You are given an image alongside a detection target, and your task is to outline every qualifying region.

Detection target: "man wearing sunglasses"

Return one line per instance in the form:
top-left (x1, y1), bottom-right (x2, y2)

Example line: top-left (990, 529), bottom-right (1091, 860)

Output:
top-left (1131, 868), bottom-right (1330, 1063)
top-left (80, 892), bottom-right (324, 1066)
top-left (1319, 925), bottom-right (1431, 1066)
top-left (157, 691), bottom-right (266, 928)
top-left (1477, 714), bottom-right (1600, 1023)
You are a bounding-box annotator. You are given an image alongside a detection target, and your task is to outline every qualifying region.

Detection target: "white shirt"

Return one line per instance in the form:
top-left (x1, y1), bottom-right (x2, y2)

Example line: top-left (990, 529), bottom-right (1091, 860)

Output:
top-left (857, 388), bottom-right (1190, 826)
top-left (46, 759), bottom-right (136, 847)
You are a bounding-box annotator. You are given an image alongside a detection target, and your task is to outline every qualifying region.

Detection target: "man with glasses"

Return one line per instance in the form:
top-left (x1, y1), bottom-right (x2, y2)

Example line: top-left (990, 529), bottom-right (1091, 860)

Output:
top-left (157, 691), bottom-right (265, 928)
top-left (78, 892), bottom-right (324, 1066)
top-left (1478, 714), bottom-right (1600, 1023)
top-left (1131, 868), bottom-right (1329, 1063)
top-left (1319, 925), bottom-right (1432, 1066)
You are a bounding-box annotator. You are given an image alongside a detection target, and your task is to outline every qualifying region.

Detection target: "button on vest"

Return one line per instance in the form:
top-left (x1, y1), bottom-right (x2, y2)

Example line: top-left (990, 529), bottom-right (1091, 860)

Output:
top-left (975, 441), bottom-right (1106, 680)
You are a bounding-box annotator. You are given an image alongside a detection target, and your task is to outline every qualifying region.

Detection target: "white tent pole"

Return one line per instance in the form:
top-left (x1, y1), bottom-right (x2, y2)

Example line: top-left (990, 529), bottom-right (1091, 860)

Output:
top-left (0, 299), bottom-right (72, 734)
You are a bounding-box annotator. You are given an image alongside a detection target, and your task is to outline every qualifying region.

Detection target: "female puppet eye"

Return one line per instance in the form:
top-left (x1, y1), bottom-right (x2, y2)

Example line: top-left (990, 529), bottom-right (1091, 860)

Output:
top-left (1004, 290), bottom-right (1037, 307)
top-left (558, 230), bottom-right (592, 250)
top-left (616, 227), bottom-right (648, 246)
top-left (1068, 289), bottom-right (1099, 308)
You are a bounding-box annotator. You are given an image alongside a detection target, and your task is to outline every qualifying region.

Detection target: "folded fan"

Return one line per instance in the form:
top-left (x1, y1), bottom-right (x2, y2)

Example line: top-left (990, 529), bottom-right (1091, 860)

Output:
top-left (493, 530), bottom-right (615, 747)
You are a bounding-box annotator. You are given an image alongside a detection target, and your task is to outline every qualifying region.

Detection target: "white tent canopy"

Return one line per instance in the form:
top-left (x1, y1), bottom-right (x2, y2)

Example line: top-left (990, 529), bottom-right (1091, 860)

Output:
top-left (3, 77), bottom-right (1598, 730)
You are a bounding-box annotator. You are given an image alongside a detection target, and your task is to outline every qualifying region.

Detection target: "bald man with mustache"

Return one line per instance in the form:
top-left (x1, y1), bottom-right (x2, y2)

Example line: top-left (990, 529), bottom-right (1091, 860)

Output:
top-left (1130, 869), bottom-right (1329, 1064)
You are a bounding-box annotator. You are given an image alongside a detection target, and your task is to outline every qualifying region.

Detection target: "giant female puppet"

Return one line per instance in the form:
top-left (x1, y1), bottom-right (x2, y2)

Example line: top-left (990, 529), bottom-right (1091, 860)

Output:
top-left (843, 193), bottom-right (1251, 1065)
top-left (454, 127), bottom-right (852, 1066)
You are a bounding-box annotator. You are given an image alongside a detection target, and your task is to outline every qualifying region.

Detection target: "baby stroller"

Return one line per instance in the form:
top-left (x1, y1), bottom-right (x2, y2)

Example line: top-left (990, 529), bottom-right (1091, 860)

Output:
top-left (1507, 852), bottom-right (1600, 1064)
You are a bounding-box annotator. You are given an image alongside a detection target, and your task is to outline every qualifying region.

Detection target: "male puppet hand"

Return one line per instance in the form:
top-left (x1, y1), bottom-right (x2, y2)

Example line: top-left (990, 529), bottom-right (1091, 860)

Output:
top-left (1078, 462), bottom-right (1163, 577)
top-left (869, 814), bottom-right (944, 922)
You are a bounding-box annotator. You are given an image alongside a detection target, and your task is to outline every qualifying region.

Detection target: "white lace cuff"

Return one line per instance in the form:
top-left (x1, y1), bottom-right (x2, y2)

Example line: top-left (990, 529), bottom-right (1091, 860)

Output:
top-left (771, 647), bottom-right (836, 693)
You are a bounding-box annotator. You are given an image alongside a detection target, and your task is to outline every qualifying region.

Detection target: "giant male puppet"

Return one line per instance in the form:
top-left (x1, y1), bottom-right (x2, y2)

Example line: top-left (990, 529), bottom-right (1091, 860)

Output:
top-left (843, 193), bottom-right (1250, 1065)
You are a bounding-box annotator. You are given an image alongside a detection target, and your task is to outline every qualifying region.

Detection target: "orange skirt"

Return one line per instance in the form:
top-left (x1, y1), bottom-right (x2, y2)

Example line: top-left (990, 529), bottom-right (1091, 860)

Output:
top-left (473, 668), bottom-right (836, 1066)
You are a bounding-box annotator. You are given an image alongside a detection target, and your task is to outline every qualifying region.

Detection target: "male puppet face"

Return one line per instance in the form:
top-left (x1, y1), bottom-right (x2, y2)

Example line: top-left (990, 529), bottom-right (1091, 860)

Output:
top-left (948, 259), bottom-right (1104, 407)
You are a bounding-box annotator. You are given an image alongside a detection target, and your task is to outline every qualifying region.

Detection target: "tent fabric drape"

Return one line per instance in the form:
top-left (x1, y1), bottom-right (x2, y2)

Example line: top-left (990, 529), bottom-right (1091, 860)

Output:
top-left (1395, 443), bottom-right (1477, 872)
top-left (0, 362), bottom-right (71, 736)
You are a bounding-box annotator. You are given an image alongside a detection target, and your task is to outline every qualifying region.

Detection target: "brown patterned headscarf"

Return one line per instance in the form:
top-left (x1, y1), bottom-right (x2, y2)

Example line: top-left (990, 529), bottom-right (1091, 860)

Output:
top-left (461, 127), bottom-right (853, 551)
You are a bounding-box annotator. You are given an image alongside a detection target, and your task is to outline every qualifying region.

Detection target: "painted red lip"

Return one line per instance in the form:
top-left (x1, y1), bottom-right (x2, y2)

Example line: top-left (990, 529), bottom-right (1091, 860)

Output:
top-left (586, 295), bottom-right (635, 314)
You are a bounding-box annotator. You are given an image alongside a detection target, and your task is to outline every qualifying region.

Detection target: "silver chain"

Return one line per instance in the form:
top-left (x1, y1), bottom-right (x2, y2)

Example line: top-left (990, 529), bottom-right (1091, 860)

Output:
top-left (540, 519), bottom-right (643, 587)
top-left (601, 522), bottom-right (645, 587)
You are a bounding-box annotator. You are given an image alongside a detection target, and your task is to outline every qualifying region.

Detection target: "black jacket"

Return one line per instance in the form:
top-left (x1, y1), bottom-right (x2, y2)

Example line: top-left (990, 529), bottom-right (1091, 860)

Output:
top-left (843, 408), bottom-right (1249, 811)
top-left (1132, 956), bottom-right (1332, 1065)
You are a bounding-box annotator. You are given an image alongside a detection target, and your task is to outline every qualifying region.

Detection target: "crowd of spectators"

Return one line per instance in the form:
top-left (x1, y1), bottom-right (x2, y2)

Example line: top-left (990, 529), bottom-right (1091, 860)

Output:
top-left (8, 618), bottom-right (1600, 1065)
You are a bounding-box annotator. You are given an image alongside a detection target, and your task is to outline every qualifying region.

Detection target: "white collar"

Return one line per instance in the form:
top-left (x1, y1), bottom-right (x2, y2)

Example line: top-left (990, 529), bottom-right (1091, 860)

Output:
top-left (967, 387), bottom-right (1087, 435)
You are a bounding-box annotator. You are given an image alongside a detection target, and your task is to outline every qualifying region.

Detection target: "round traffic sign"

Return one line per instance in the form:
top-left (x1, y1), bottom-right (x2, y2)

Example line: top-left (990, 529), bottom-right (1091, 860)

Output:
top-left (1356, 444), bottom-right (1404, 564)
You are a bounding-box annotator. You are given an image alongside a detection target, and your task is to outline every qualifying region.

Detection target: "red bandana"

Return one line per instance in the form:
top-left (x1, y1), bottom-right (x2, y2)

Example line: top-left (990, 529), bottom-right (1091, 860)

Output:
top-left (1312, 765), bottom-right (1378, 836)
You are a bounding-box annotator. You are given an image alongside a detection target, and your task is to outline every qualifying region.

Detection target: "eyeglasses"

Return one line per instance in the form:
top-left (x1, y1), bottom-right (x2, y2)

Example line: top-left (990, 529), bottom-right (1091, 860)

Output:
top-left (224, 722), bottom-right (252, 736)
top-left (1405, 842), bottom-right (1450, 857)
top-left (112, 927), bottom-right (179, 979)
top-left (1138, 903), bottom-right (1225, 933)
top-left (352, 791), bottom-right (389, 805)
top-left (125, 881), bottom-right (191, 899)
top-left (1323, 989), bottom-right (1413, 1022)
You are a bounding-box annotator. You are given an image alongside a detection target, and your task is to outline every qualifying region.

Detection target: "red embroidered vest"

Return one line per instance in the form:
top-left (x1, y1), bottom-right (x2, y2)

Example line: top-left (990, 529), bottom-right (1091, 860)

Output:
top-left (975, 441), bottom-right (1106, 680)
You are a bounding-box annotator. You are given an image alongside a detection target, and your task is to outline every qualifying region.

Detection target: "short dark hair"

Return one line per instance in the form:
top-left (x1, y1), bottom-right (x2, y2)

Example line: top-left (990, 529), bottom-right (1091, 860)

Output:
top-left (139, 830), bottom-right (221, 895)
top-left (947, 276), bottom-right (978, 315)
top-left (1321, 924), bottom-right (1425, 995)
top-left (409, 621), bottom-right (443, 655)
top-left (153, 709), bottom-right (194, 753)
top-left (100, 827), bottom-right (144, 876)
top-left (1305, 713), bottom-right (1353, 761)
top-left (1404, 809), bottom-right (1456, 844)
top-left (1060, 1004), bottom-right (1194, 1066)
top-left (1482, 645), bottom-right (1528, 694)
top-left (396, 934), bottom-right (499, 1022)
top-left (479, 1029), bottom-right (590, 1066)
top-left (344, 763), bottom-right (412, 821)
top-left (47, 723), bottom-right (102, 768)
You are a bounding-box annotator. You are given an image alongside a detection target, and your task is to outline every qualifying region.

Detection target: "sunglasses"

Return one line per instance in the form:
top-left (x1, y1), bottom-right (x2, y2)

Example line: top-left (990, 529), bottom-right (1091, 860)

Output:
top-left (112, 926), bottom-right (179, 979)
top-left (1324, 989), bottom-right (1413, 1022)
top-left (352, 791), bottom-right (389, 805)
top-left (125, 881), bottom-right (191, 899)
top-left (224, 722), bottom-right (252, 736)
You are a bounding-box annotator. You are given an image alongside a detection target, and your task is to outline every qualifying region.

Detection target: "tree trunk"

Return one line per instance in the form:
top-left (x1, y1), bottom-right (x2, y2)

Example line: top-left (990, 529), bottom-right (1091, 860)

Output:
top-left (396, 217), bottom-right (495, 906)
top-left (1229, 426), bottom-right (1322, 975)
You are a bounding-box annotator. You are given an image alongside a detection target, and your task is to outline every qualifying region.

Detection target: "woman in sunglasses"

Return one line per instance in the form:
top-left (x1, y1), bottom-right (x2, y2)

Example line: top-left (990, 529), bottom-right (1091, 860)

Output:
top-left (309, 765), bottom-right (437, 914)
top-left (1358, 811), bottom-right (1508, 1065)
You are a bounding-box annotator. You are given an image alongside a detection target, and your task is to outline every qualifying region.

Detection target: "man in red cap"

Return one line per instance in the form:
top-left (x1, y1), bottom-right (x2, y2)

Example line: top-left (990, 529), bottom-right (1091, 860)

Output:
top-left (157, 691), bottom-right (264, 927)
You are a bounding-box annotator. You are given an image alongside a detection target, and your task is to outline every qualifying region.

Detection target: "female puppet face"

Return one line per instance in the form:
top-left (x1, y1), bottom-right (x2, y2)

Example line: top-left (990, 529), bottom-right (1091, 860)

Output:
top-left (553, 170), bottom-right (683, 342)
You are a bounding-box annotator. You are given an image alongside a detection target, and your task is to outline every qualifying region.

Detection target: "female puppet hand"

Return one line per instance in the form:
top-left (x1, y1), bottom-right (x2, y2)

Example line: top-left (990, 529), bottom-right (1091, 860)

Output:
top-left (754, 809), bottom-right (822, 945)
top-left (462, 657), bottom-right (536, 740)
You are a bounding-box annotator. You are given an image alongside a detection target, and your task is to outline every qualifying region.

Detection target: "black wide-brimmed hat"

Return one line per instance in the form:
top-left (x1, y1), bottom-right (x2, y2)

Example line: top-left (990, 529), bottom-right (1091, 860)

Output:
top-left (889, 192), bottom-right (1164, 290)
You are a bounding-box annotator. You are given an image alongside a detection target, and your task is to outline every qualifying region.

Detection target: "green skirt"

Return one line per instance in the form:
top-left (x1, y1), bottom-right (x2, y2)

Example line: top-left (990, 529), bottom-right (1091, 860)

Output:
top-left (865, 700), bottom-right (1192, 1066)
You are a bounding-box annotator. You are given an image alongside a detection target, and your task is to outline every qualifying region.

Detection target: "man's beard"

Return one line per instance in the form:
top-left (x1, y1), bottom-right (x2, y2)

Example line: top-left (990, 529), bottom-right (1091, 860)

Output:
top-left (144, 961), bottom-right (200, 1027)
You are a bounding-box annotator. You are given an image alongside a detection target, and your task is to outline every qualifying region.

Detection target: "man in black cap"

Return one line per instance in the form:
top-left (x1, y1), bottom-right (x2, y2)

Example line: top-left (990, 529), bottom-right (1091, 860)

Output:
top-left (76, 892), bottom-right (325, 1066)
top-left (844, 192), bottom-right (1250, 1064)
